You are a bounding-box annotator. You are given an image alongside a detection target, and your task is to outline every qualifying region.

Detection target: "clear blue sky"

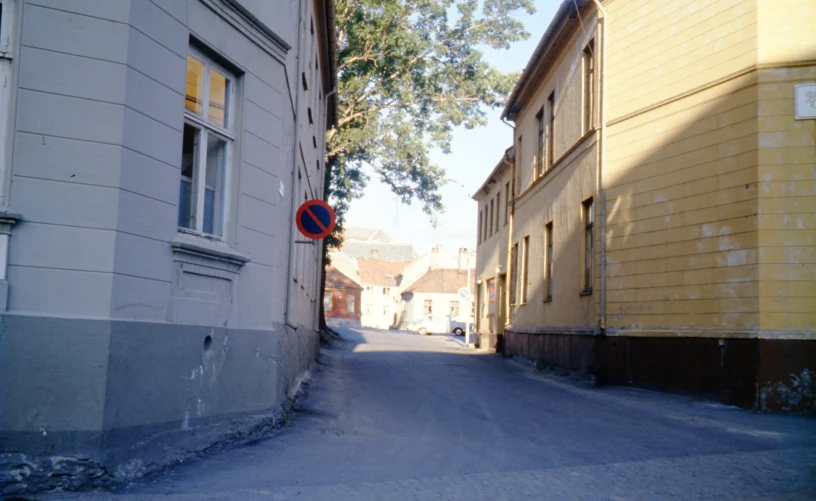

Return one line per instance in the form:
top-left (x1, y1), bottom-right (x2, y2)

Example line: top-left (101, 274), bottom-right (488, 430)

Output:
top-left (343, 0), bottom-right (560, 254)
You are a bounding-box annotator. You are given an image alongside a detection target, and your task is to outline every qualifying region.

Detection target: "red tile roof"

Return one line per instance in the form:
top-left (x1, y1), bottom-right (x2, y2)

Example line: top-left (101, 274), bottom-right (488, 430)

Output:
top-left (401, 268), bottom-right (476, 294)
top-left (356, 258), bottom-right (411, 286)
top-left (325, 266), bottom-right (363, 291)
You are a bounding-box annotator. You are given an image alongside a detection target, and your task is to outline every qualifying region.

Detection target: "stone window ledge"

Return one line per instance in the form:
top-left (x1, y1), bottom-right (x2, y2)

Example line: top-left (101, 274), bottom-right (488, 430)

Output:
top-left (0, 206), bottom-right (22, 234)
top-left (171, 232), bottom-right (250, 270)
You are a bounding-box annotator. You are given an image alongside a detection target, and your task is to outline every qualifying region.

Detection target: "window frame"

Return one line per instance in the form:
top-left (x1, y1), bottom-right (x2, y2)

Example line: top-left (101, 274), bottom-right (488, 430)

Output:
top-left (489, 198), bottom-right (494, 237)
top-left (546, 92), bottom-right (555, 171)
top-left (504, 182), bottom-right (510, 226)
top-left (583, 40), bottom-right (595, 134)
top-left (179, 47), bottom-right (237, 240)
top-left (323, 292), bottom-right (333, 311)
top-left (449, 300), bottom-right (460, 317)
top-left (516, 136), bottom-right (522, 192)
top-left (424, 299), bottom-right (433, 315)
top-left (495, 192), bottom-right (501, 233)
top-left (582, 199), bottom-right (594, 294)
top-left (536, 107), bottom-right (544, 178)
top-left (0, 0), bottom-right (17, 58)
top-left (509, 242), bottom-right (518, 306)
top-left (0, 0), bottom-right (18, 200)
top-left (347, 294), bottom-right (356, 313)
top-left (521, 236), bottom-right (529, 304)
top-left (545, 222), bottom-right (553, 301)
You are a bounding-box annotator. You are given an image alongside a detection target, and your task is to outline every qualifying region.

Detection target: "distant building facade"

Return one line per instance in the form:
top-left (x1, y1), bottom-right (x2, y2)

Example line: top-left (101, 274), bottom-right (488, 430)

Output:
top-left (473, 148), bottom-right (513, 350)
top-left (478, 0), bottom-right (815, 410)
top-left (0, 0), bottom-right (337, 493)
top-left (400, 268), bottom-right (475, 329)
top-left (357, 258), bottom-right (410, 329)
top-left (324, 266), bottom-right (363, 322)
top-left (328, 228), bottom-right (476, 331)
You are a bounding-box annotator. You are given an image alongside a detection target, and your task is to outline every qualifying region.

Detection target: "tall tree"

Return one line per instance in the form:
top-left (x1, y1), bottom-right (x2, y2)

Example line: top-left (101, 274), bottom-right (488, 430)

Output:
top-left (326, 0), bottom-right (535, 250)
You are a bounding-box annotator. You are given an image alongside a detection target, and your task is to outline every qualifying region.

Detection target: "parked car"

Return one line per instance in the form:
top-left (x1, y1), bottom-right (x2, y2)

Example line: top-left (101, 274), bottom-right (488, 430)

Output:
top-left (450, 318), bottom-right (474, 336)
top-left (407, 315), bottom-right (472, 336)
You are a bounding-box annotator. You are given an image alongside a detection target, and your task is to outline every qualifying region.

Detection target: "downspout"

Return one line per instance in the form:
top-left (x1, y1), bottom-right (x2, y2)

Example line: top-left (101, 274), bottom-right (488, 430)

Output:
top-left (284, 0), bottom-right (308, 330)
top-left (501, 118), bottom-right (516, 332)
top-left (591, 0), bottom-right (607, 332)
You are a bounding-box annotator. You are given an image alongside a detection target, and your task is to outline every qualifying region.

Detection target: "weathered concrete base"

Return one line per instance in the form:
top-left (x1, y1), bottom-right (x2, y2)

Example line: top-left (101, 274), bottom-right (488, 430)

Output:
top-left (504, 330), bottom-right (816, 412)
top-left (0, 314), bottom-right (319, 495)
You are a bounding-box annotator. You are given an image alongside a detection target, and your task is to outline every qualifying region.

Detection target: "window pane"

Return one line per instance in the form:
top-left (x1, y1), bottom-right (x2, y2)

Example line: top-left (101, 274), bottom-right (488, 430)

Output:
top-left (347, 295), bottom-right (355, 313)
top-left (178, 124), bottom-right (199, 229)
top-left (208, 69), bottom-right (228, 128)
top-left (203, 134), bottom-right (226, 235)
top-left (185, 55), bottom-right (205, 116)
top-left (323, 293), bottom-right (332, 311)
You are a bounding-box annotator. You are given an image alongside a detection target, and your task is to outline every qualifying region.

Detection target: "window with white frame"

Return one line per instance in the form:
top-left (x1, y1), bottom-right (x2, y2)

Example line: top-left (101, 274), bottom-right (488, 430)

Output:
top-left (179, 48), bottom-right (236, 237)
top-left (449, 300), bottom-right (459, 317)
top-left (323, 292), bottom-right (332, 311)
top-left (347, 294), bottom-right (355, 313)
top-left (0, 0), bottom-right (18, 187)
top-left (424, 299), bottom-right (433, 315)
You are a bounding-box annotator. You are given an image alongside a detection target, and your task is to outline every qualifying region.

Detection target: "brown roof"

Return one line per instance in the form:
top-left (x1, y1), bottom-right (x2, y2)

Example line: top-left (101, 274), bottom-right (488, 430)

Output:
top-left (356, 258), bottom-right (411, 286)
top-left (402, 268), bottom-right (476, 294)
top-left (325, 266), bottom-right (363, 291)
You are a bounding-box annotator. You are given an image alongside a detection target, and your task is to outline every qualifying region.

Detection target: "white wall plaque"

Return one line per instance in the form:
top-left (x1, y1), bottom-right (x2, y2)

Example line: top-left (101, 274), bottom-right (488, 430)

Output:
top-left (795, 83), bottom-right (816, 120)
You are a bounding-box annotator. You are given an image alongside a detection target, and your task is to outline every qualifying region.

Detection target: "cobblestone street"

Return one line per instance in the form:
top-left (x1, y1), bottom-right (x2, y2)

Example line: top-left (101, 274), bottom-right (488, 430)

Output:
top-left (43, 326), bottom-right (816, 501)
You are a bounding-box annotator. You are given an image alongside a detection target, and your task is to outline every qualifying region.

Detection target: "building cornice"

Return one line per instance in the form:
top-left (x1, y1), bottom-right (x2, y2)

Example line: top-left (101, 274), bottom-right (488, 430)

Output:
top-left (201, 0), bottom-right (291, 63)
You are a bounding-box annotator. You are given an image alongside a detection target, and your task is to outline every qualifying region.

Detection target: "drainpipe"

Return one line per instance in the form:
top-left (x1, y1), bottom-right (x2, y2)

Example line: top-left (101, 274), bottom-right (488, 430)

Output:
top-left (501, 118), bottom-right (516, 333)
top-left (591, 0), bottom-right (607, 332)
top-left (284, 0), bottom-right (308, 330)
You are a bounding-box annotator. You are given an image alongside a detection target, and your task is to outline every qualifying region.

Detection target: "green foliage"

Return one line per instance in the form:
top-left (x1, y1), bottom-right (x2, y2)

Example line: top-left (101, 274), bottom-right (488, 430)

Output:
top-left (326, 0), bottom-right (534, 245)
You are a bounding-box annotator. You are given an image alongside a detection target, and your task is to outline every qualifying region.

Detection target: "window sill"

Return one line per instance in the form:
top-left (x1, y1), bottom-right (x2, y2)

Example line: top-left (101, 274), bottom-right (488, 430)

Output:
top-left (543, 296), bottom-right (552, 303)
top-left (172, 232), bottom-right (249, 269)
top-left (579, 289), bottom-right (593, 296)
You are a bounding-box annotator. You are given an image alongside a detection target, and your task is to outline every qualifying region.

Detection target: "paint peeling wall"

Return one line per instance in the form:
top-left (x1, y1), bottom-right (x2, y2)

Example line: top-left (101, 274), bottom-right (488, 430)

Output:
top-left (604, 0), bottom-right (816, 336)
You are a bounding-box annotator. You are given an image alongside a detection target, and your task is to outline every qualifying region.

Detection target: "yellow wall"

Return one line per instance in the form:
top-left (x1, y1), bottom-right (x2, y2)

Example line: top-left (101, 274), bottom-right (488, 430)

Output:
top-left (604, 0), bottom-right (815, 336)
top-left (474, 162), bottom-right (512, 335)
top-left (508, 9), bottom-right (599, 331)
top-left (483, 0), bottom-right (815, 339)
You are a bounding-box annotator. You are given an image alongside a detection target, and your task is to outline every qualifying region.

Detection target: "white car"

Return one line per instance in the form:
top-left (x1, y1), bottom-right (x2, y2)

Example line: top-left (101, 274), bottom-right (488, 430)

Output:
top-left (408, 315), bottom-right (472, 336)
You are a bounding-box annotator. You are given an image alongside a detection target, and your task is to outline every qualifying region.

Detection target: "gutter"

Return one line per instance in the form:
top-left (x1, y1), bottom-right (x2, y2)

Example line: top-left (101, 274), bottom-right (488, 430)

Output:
top-left (591, 0), bottom-right (607, 332)
top-left (501, 1), bottom-right (576, 120)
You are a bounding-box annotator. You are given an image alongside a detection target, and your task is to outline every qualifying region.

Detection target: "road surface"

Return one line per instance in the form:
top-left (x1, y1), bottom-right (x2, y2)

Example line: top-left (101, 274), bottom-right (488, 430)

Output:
top-left (43, 326), bottom-right (816, 500)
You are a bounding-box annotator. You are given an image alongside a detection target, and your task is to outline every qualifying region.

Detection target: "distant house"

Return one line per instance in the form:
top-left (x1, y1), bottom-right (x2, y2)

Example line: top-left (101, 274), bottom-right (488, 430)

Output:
top-left (324, 266), bottom-right (363, 323)
top-left (400, 268), bottom-right (475, 329)
top-left (356, 258), bottom-right (411, 329)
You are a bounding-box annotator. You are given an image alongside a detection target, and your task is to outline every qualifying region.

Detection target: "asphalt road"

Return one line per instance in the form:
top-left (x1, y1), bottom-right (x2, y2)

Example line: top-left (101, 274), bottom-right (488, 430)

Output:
top-left (44, 326), bottom-right (816, 500)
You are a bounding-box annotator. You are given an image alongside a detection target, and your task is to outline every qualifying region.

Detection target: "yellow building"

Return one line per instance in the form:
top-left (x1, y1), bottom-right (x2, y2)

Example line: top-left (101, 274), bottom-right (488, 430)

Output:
top-left (473, 147), bottom-right (513, 350)
top-left (484, 0), bottom-right (816, 410)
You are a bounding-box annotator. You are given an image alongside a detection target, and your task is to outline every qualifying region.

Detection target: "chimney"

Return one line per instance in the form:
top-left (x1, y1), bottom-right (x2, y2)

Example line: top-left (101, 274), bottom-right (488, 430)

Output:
top-left (458, 248), bottom-right (469, 271)
top-left (430, 245), bottom-right (441, 269)
top-left (371, 249), bottom-right (379, 258)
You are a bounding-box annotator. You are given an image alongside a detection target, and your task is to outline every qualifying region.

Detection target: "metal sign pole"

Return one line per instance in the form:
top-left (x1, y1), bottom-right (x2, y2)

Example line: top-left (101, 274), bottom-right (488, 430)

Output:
top-left (466, 265), bottom-right (471, 348)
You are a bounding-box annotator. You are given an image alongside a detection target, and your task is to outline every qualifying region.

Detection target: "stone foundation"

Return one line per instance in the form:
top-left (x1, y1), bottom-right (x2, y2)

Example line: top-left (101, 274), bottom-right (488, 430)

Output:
top-left (504, 330), bottom-right (816, 412)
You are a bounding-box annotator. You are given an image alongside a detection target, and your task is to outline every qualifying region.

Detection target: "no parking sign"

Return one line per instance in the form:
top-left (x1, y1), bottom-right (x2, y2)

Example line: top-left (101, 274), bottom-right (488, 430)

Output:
top-left (296, 200), bottom-right (336, 240)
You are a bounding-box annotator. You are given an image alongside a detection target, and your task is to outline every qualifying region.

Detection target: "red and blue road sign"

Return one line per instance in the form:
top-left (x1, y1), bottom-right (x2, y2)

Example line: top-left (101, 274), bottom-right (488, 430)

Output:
top-left (296, 199), bottom-right (336, 240)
